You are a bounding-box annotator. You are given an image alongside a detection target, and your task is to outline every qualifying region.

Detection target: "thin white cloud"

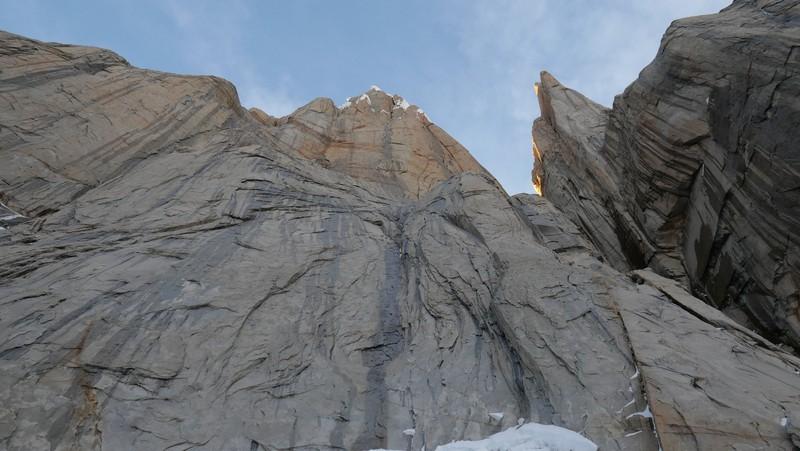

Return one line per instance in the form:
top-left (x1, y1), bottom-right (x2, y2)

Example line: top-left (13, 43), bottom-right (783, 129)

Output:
top-left (160, 0), bottom-right (303, 116)
top-left (237, 71), bottom-right (299, 117)
top-left (436, 0), bottom-right (730, 194)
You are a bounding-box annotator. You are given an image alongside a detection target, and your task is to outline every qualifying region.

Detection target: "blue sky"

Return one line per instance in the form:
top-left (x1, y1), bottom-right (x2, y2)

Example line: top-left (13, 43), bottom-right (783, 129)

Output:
top-left (1, 0), bottom-right (729, 194)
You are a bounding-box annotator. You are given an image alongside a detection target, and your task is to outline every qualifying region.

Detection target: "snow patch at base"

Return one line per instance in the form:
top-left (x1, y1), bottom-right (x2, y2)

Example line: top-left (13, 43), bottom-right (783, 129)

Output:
top-left (437, 423), bottom-right (597, 451)
top-left (370, 423), bottom-right (597, 451)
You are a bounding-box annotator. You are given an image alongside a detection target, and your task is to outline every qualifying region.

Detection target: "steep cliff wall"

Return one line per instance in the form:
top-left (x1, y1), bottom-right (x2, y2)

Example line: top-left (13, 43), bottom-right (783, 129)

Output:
top-left (1, 15), bottom-right (800, 451)
top-left (534, 0), bottom-right (800, 350)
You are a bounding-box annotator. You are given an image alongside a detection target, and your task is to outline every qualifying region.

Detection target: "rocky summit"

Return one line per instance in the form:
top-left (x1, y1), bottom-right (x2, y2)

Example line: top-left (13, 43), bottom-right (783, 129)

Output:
top-left (1, 1), bottom-right (799, 450)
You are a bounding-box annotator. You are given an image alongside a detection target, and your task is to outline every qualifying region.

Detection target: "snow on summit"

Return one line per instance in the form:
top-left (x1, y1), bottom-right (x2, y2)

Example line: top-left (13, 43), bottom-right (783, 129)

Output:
top-left (337, 86), bottom-right (431, 122)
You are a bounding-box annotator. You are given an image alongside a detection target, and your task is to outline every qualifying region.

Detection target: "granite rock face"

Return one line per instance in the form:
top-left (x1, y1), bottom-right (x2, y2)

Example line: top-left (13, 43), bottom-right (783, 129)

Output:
top-left (511, 193), bottom-right (597, 255)
top-left (534, 0), bottom-right (800, 350)
top-left (1, 19), bottom-right (800, 451)
top-left (270, 89), bottom-right (488, 199)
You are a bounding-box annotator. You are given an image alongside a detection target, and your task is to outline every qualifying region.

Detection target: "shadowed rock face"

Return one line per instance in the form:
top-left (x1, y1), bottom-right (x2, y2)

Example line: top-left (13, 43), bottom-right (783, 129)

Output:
top-left (1, 10), bottom-right (800, 451)
top-left (534, 0), bottom-right (800, 350)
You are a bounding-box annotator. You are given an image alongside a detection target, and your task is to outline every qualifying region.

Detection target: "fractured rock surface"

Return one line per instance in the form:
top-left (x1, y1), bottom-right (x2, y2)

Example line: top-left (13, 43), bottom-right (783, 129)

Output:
top-left (270, 88), bottom-right (489, 200)
top-left (1, 9), bottom-right (800, 450)
top-left (534, 0), bottom-right (800, 350)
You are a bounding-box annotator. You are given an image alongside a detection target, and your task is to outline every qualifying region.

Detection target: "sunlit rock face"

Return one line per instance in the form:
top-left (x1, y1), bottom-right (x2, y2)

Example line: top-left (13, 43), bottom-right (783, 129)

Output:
top-left (2, 4), bottom-right (800, 450)
top-left (534, 0), bottom-right (800, 351)
top-left (269, 89), bottom-right (490, 200)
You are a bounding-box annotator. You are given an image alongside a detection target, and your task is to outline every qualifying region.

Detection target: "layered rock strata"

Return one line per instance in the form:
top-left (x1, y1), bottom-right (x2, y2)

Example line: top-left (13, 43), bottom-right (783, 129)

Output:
top-left (1, 15), bottom-right (800, 451)
top-left (533, 0), bottom-right (800, 350)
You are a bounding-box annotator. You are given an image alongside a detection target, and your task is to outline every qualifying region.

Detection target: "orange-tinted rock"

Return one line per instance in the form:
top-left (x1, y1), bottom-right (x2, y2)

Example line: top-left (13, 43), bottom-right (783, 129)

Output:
top-left (271, 88), bottom-right (491, 199)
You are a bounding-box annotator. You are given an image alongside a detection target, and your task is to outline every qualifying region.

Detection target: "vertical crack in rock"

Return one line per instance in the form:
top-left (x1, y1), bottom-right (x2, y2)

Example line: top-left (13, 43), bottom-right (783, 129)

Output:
top-left (353, 246), bottom-right (406, 449)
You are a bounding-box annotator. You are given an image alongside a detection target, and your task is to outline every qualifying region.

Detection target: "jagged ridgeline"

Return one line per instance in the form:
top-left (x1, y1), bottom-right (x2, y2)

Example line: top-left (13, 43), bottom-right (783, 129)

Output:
top-left (0, 1), bottom-right (799, 450)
